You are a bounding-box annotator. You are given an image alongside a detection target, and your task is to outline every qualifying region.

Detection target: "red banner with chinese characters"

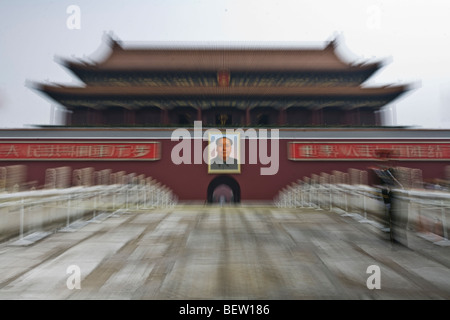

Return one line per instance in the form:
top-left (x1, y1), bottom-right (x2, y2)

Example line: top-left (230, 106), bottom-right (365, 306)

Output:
top-left (288, 142), bottom-right (450, 161)
top-left (0, 142), bottom-right (160, 161)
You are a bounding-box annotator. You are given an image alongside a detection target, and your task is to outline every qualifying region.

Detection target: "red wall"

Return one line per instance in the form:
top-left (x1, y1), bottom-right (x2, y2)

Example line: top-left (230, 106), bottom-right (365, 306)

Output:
top-left (1, 138), bottom-right (449, 201)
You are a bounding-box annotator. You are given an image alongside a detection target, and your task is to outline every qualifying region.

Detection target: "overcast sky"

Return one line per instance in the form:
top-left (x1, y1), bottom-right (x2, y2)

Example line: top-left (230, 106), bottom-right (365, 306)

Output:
top-left (0, 0), bottom-right (449, 129)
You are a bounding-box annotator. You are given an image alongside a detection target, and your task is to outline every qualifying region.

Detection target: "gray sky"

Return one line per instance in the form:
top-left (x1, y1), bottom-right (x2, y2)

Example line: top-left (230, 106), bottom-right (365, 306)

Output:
top-left (0, 0), bottom-right (449, 128)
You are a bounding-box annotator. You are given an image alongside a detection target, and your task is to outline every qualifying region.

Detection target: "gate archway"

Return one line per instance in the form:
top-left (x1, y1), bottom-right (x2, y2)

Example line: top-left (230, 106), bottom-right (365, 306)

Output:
top-left (207, 175), bottom-right (241, 203)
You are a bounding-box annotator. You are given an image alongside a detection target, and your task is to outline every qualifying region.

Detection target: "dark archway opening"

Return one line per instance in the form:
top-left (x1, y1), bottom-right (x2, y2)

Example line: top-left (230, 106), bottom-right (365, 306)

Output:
top-left (207, 175), bottom-right (241, 203)
top-left (212, 184), bottom-right (234, 204)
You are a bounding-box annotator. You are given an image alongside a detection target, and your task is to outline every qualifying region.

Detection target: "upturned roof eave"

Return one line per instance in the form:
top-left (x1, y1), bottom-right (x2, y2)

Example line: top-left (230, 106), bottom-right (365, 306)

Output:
top-left (58, 39), bottom-right (381, 74)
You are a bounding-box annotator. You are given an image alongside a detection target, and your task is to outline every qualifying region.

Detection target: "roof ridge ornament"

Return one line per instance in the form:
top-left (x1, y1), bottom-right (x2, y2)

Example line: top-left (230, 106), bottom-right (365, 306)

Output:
top-left (325, 38), bottom-right (338, 51)
top-left (103, 31), bottom-right (123, 50)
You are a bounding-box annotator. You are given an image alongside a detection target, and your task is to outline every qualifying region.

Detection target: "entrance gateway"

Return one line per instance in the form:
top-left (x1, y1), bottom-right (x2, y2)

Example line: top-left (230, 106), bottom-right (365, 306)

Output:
top-left (207, 176), bottom-right (241, 204)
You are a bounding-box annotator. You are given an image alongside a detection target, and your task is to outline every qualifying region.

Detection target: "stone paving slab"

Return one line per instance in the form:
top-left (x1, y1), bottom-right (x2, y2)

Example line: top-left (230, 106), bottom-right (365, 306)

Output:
top-left (0, 205), bottom-right (449, 300)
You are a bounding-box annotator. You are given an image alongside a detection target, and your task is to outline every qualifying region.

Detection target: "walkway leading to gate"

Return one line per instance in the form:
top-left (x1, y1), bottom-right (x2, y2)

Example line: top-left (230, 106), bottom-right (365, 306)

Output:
top-left (0, 204), bottom-right (449, 300)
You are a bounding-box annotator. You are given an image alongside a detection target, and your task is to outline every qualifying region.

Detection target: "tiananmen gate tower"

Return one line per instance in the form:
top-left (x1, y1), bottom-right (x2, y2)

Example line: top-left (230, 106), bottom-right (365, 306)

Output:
top-left (1, 36), bottom-right (449, 203)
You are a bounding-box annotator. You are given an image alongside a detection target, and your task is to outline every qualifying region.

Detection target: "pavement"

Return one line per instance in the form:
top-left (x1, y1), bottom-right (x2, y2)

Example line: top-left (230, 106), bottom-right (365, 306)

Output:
top-left (0, 204), bottom-right (449, 300)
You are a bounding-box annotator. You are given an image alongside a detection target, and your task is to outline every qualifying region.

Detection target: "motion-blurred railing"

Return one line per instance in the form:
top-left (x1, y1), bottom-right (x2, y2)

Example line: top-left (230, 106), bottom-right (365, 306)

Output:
top-left (391, 188), bottom-right (449, 244)
top-left (275, 182), bottom-right (384, 215)
top-left (275, 180), bottom-right (450, 246)
top-left (0, 183), bottom-right (177, 243)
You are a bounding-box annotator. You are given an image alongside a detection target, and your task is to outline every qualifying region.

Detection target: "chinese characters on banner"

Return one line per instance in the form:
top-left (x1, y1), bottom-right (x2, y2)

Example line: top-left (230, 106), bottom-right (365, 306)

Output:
top-left (288, 142), bottom-right (450, 160)
top-left (0, 142), bottom-right (160, 160)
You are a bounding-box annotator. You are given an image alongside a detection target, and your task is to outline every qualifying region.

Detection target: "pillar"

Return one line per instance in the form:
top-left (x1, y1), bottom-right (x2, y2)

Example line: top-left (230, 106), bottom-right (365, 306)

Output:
top-left (344, 109), bottom-right (353, 126)
top-left (161, 108), bottom-right (169, 125)
top-left (312, 109), bottom-right (322, 125)
top-left (66, 109), bottom-right (73, 126)
top-left (246, 108), bottom-right (251, 126)
top-left (125, 109), bottom-right (136, 126)
top-left (278, 108), bottom-right (286, 125)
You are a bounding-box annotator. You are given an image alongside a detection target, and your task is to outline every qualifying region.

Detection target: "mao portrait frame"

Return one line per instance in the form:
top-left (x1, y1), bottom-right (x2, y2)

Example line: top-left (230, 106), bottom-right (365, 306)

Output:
top-left (207, 132), bottom-right (241, 174)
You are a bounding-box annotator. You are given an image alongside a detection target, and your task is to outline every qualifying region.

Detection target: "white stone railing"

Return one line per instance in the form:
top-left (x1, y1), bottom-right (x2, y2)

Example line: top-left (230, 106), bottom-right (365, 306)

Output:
top-left (0, 183), bottom-right (177, 243)
top-left (275, 182), bottom-right (384, 215)
top-left (390, 188), bottom-right (450, 245)
top-left (275, 182), bottom-right (450, 247)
